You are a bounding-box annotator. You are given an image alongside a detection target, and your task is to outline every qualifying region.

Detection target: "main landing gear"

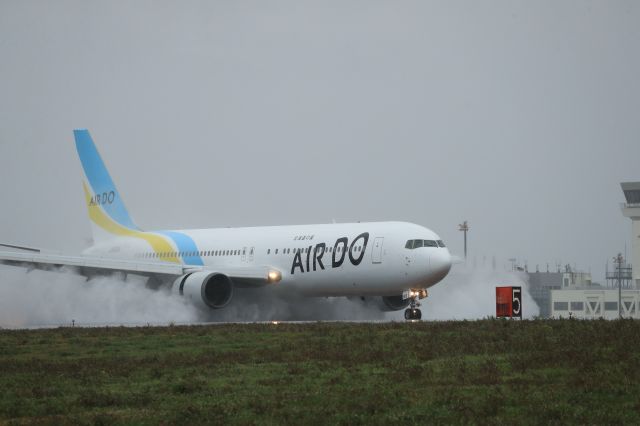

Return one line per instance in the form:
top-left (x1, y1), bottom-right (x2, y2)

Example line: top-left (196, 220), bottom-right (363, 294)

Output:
top-left (404, 289), bottom-right (427, 320)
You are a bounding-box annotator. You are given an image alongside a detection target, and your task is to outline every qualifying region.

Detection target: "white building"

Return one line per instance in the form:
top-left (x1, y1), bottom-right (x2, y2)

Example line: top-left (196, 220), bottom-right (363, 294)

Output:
top-left (551, 289), bottom-right (640, 319)
top-left (621, 182), bottom-right (640, 289)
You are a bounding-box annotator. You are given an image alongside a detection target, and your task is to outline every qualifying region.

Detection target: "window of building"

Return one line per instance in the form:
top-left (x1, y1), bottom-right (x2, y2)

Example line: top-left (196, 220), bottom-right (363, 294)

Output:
top-left (554, 302), bottom-right (568, 311)
top-left (570, 302), bottom-right (584, 311)
top-left (605, 302), bottom-right (618, 311)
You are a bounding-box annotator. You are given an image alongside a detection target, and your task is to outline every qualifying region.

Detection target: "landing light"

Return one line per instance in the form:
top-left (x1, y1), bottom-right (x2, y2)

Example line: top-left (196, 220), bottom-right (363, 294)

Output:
top-left (408, 289), bottom-right (428, 299)
top-left (267, 270), bottom-right (282, 283)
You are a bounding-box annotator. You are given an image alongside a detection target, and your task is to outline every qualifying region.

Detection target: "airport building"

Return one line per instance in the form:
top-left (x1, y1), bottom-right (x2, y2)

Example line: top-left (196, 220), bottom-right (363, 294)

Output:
top-left (621, 182), bottom-right (640, 289)
top-left (551, 288), bottom-right (639, 319)
top-left (528, 268), bottom-right (593, 318)
top-left (548, 182), bottom-right (640, 319)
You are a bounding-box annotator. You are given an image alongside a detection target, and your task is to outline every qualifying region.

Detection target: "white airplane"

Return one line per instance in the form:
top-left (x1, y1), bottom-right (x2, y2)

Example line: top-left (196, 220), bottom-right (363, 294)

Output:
top-left (0, 130), bottom-right (452, 320)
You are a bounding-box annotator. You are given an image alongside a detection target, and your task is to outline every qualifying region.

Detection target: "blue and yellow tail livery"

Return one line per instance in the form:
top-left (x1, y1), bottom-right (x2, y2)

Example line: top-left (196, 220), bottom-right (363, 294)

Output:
top-left (74, 129), bottom-right (138, 232)
top-left (74, 130), bottom-right (203, 265)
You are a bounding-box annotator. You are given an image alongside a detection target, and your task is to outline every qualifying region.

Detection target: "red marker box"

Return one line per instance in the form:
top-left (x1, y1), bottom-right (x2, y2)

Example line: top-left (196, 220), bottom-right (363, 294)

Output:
top-left (496, 286), bottom-right (522, 318)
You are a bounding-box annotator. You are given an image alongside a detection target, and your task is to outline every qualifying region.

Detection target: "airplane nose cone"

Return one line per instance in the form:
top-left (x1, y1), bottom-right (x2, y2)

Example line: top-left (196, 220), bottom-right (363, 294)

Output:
top-left (431, 250), bottom-right (452, 282)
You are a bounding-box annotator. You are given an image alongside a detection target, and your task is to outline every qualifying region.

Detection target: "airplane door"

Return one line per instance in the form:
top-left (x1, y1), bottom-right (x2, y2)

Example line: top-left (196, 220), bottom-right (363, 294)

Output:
top-left (372, 237), bottom-right (384, 264)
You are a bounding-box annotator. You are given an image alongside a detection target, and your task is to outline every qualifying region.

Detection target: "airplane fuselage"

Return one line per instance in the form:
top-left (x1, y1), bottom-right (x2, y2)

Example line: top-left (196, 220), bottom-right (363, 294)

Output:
top-left (84, 221), bottom-right (452, 297)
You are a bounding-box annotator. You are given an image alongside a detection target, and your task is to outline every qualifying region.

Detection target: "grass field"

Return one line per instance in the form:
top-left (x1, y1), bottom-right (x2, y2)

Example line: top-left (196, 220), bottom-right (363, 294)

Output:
top-left (1, 320), bottom-right (639, 425)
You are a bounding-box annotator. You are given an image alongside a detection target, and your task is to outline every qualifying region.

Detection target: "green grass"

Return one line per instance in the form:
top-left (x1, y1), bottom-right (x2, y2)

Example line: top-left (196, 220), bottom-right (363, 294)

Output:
top-left (1, 320), bottom-right (639, 425)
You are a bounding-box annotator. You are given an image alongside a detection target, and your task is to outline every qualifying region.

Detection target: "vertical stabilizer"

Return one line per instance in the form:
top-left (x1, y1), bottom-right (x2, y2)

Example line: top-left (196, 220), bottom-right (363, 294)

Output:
top-left (74, 129), bottom-right (139, 244)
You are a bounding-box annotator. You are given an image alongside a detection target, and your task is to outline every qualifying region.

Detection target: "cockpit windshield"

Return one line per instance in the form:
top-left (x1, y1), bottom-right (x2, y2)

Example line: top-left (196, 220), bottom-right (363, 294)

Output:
top-left (405, 239), bottom-right (441, 249)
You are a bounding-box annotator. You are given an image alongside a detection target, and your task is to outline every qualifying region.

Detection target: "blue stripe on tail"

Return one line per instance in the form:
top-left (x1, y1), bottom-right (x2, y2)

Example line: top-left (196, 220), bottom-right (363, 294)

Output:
top-left (74, 129), bottom-right (139, 230)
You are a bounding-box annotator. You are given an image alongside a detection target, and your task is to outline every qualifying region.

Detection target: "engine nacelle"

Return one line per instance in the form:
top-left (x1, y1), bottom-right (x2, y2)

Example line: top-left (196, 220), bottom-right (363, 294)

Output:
top-left (173, 272), bottom-right (234, 309)
top-left (380, 295), bottom-right (410, 311)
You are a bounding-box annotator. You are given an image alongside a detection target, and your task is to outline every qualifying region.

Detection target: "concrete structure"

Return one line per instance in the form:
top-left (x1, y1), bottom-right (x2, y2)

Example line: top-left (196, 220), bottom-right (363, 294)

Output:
top-left (527, 267), bottom-right (593, 318)
top-left (621, 182), bottom-right (640, 289)
top-left (551, 289), bottom-right (640, 319)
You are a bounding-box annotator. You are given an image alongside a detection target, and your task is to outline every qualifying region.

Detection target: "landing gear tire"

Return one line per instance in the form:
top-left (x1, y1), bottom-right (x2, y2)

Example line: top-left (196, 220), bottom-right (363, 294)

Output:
top-left (404, 308), bottom-right (422, 320)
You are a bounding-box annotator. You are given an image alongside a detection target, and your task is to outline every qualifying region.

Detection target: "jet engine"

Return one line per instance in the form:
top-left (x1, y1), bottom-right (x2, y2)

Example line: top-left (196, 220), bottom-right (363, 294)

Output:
top-left (379, 295), bottom-right (410, 311)
top-left (173, 272), bottom-right (234, 309)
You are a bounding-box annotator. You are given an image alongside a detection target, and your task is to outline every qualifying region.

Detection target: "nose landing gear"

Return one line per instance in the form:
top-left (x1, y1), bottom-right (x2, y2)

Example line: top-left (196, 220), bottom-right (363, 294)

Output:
top-left (403, 289), bottom-right (427, 321)
top-left (404, 299), bottom-right (422, 320)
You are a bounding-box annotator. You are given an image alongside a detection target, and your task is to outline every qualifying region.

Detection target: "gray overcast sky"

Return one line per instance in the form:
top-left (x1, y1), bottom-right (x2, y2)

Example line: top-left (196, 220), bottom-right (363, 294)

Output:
top-left (1, 0), bottom-right (639, 282)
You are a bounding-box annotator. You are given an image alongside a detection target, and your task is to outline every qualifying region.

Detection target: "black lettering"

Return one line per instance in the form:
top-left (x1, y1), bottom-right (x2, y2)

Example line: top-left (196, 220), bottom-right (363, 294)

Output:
top-left (108, 191), bottom-right (115, 204)
top-left (306, 245), bottom-right (312, 272)
top-left (332, 237), bottom-right (348, 268)
top-left (349, 232), bottom-right (369, 266)
top-left (102, 192), bottom-right (108, 204)
top-left (95, 194), bottom-right (101, 204)
top-left (313, 243), bottom-right (326, 271)
top-left (291, 251), bottom-right (304, 274)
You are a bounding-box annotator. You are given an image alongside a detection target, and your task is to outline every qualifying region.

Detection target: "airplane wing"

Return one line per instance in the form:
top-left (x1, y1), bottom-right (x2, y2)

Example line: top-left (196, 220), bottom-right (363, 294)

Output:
top-left (0, 250), bottom-right (280, 287)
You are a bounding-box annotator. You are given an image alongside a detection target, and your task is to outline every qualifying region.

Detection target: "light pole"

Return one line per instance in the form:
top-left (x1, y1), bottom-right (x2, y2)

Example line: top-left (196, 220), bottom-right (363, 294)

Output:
top-left (615, 253), bottom-right (623, 319)
top-left (458, 221), bottom-right (469, 261)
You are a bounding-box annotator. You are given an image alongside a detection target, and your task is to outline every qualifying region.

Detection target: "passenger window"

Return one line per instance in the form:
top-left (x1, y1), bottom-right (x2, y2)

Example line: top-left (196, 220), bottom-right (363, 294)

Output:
top-left (275, 249), bottom-right (278, 254)
top-left (267, 249), bottom-right (271, 254)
